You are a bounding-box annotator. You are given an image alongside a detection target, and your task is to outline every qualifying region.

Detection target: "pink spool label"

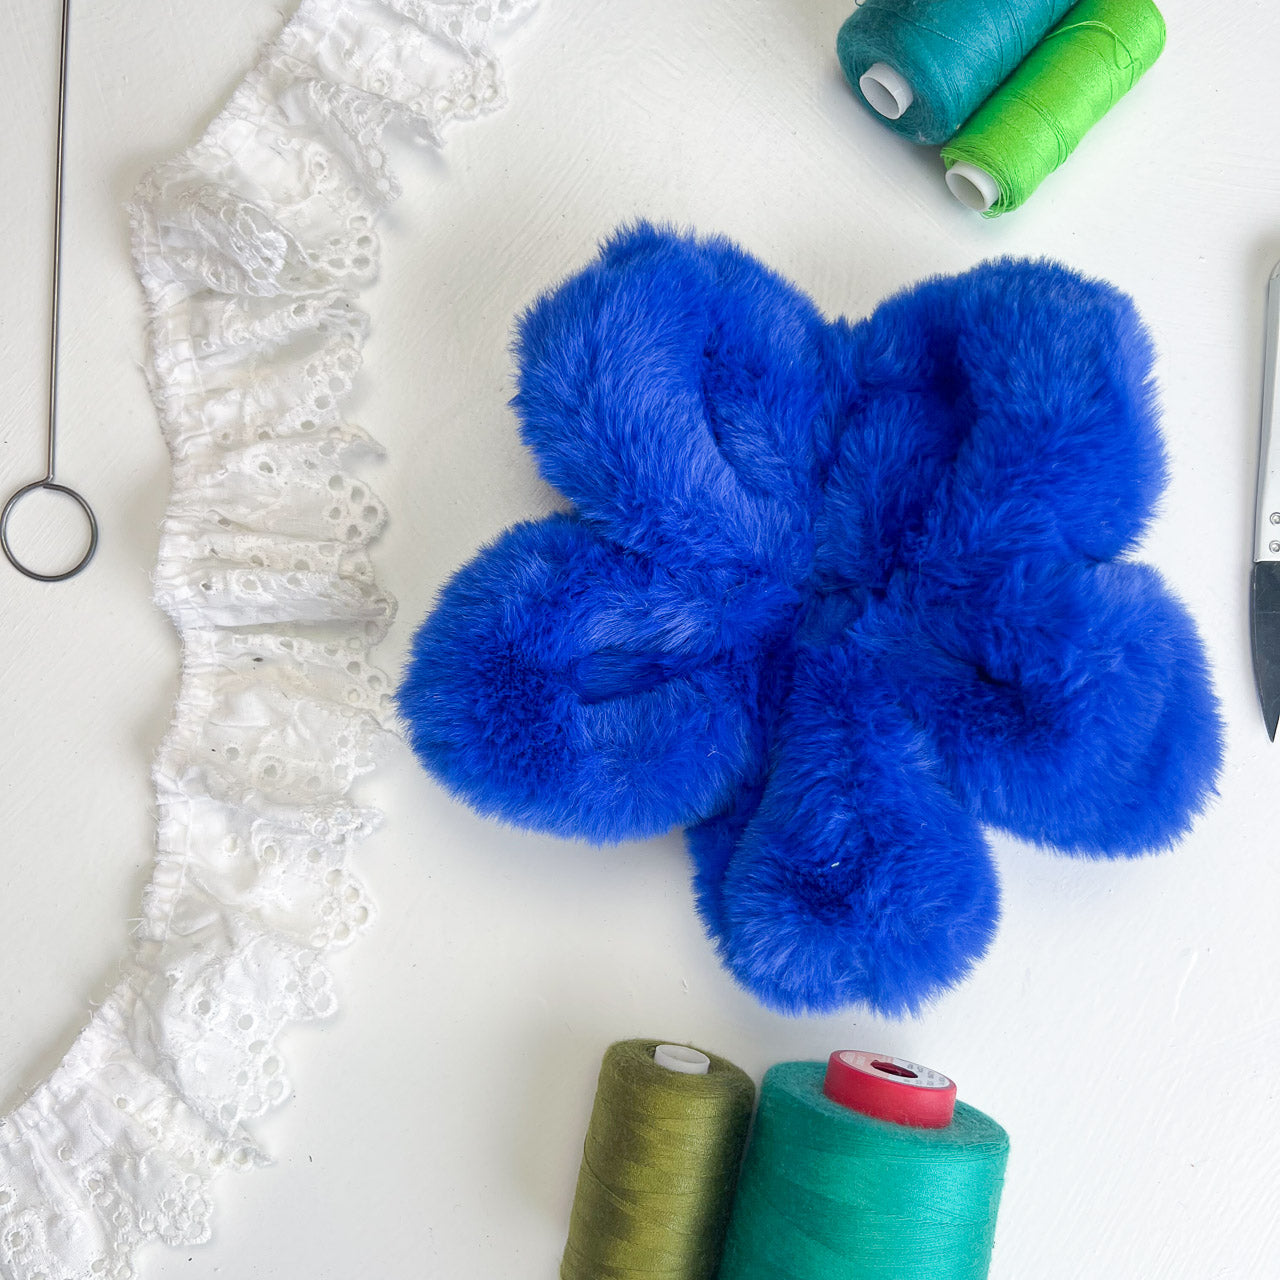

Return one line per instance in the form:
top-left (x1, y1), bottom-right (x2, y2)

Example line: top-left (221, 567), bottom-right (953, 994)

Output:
top-left (841, 1051), bottom-right (951, 1090)
top-left (823, 1049), bottom-right (957, 1128)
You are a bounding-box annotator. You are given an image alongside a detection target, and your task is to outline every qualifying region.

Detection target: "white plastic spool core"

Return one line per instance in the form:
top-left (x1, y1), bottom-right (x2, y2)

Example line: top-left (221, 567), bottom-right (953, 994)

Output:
top-left (945, 162), bottom-right (1000, 213)
top-left (859, 62), bottom-right (914, 121)
top-left (654, 1044), bottom-right (710, 1075)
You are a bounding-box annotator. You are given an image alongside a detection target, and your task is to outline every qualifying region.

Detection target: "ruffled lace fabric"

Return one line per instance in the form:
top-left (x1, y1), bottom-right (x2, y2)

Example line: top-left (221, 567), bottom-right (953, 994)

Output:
top-left (0, 2), bottom-right (532, 1275)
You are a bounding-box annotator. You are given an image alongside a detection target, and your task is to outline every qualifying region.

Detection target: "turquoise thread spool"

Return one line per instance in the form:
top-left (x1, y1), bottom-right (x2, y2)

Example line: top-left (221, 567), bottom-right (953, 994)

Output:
top-left (837, 0), bottom-right (1075, 145)
top-left (718, 1052), bottom-right (1009, 1280)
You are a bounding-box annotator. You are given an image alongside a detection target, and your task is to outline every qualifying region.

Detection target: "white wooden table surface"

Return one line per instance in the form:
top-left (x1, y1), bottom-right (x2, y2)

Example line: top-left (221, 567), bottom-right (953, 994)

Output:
top-left (2, 1), bottom-right (1278, 1275)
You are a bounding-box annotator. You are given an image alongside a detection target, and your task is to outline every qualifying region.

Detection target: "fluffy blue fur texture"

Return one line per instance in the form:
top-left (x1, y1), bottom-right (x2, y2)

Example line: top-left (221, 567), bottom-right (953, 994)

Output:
top-left (397, 224), bottom-right (1223, 1017)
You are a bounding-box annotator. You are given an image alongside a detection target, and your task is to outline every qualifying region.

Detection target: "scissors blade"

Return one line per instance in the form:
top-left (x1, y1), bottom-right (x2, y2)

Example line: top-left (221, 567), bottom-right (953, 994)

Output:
top-left (1253, 561), bottom-right (1280, 740)
top-left (1253, 263), bottom-right (1280, 738)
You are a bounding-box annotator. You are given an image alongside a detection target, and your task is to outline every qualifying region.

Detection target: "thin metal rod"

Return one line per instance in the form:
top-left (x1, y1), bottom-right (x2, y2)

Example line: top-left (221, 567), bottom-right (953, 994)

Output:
top-left (45, 0), bottom-right (73, 482)
top-left (1, 0), bottom-right (97, 583)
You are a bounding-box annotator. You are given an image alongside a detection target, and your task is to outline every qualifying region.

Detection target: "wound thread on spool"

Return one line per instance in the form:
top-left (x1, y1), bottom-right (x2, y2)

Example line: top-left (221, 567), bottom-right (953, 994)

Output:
top-left (718, 1052), bottom-right (1009, 1280)
top-left (561, 1039), bottom-right (755, 1280)
top-left (837, 0), bottom-right (1076, 145)
top-left (940, 0), bottom-right (1166, 214)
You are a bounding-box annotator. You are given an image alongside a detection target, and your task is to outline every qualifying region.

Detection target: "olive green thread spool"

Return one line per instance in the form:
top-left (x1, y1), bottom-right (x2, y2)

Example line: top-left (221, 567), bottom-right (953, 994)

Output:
top-left (942, 0), bottom-right (1167, 215)
top-left (561, 1039), bottom-right (755, 1280)
top-left (718, 1051), bottom-right (1009, 1280)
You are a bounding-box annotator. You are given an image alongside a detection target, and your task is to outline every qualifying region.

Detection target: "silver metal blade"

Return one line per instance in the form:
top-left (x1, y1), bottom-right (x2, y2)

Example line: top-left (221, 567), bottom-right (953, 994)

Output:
top-left (1257, 264), bottom-right (1280, 563)
top-left (1254, 265), bottom-right (1280, 737)
top-left (1252, 562), bottom-right (1280, 741)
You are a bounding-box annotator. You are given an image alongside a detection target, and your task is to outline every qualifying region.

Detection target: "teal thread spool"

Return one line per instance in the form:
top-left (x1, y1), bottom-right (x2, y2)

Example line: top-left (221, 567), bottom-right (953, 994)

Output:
top-left (941, 0), bottom-right (1166, 214)
top-left (837, 0), bottom-right (1075, 145)
top-left (718, 1052), bottom-right (1009, 1280)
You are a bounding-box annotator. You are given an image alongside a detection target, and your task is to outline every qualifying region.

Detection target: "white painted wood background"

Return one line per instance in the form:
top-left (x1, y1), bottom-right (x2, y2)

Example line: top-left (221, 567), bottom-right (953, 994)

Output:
top-left (2, 1), bottom-right (1278, 1275)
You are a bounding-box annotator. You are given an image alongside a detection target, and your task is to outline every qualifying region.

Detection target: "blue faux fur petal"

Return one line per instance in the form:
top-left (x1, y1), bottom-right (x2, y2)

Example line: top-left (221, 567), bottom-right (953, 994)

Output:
top-left (398, 224), bottom-right (1224, 1017)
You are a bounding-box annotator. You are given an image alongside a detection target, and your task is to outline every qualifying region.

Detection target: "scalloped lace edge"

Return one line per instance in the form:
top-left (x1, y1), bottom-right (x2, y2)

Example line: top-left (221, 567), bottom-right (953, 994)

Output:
top-left (0, 2), bottom-right (534, 1276)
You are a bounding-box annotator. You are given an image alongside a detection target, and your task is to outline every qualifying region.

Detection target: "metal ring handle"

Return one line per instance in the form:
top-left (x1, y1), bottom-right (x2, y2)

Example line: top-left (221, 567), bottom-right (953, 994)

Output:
top-left (1, 479), bottom-right (99, 582)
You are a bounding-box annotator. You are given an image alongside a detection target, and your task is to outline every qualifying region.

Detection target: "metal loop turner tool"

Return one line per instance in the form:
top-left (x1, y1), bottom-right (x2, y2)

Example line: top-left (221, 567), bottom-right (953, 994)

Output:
top-left (1, 0), bottom-right (98, 583)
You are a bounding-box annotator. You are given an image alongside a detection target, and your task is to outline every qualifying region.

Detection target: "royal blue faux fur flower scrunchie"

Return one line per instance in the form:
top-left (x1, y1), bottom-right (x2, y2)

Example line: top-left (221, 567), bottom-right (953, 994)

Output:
top-left (398, 224), bottom-right (1223, 1017)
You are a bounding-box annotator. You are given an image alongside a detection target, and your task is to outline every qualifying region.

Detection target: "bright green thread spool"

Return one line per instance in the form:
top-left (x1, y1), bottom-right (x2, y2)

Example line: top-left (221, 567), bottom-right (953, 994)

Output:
top-left (561, 1039), bottom-right (755, 1280)
top-left (941, 0), bottom-right (1166, 215)
top-left (718, 1060), bottom-right (1009, 1280)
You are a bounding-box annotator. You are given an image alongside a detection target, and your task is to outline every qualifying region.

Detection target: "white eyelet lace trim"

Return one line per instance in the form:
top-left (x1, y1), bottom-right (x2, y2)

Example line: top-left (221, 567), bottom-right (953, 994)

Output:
top-left (0, 2), bottom-right (532, 1275)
